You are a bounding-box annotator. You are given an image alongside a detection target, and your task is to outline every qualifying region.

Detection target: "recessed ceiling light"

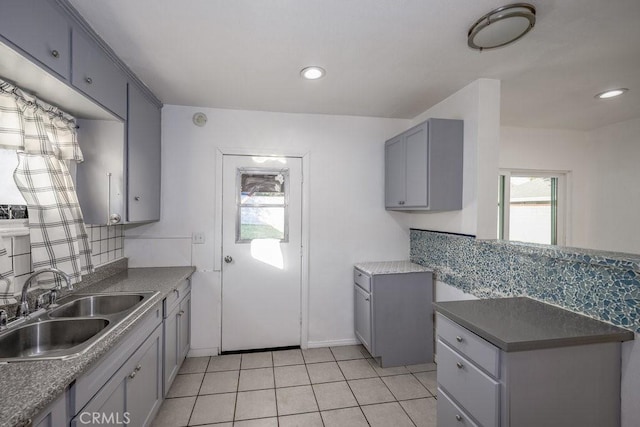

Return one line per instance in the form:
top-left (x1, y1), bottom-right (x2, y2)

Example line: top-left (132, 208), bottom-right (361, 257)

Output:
top-left (595, 88), bottom-right (629, 99)
top-left (300, 66), bottom-right (325, 80)
top-left (468, 3), bottom-right (536, 51)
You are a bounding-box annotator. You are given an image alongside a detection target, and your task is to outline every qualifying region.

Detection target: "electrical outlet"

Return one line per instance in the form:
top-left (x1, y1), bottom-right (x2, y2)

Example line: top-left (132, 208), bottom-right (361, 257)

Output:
top-left (192, 232), bottom-right (205, 244)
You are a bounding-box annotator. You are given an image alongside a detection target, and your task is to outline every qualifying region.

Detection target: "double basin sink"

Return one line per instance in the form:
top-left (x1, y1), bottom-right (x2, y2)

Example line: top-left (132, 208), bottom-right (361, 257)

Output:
top-left (0, 292), bottom-right (156, 363)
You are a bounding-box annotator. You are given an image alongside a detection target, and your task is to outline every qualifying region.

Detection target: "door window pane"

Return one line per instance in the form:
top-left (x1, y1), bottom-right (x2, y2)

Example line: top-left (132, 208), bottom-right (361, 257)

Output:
top-left (237, 169), bottom-right (289, 242)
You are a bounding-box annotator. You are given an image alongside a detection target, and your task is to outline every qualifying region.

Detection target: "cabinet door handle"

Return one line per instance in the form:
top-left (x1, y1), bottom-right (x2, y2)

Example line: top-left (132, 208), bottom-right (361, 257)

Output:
top-left (129, 364), bottom-right (142, 379)
top-left (51, 49), bottom-right (60, 58)
top-left (364, 297), bottom-right (370, 301)
top-left (173, 288), bottom-right (180, 299)
top-left (134, 196), bottom-right (141, 201)
top-left (456, 336), bottom-right (463, 343)
top-left (178, 310), bottom-right (185, 316)
top-left (398, 201), bottom-right (405, 205)
top-left (456, 362), bottom-right (464, 369)
top-left (455, 414), bottom-right (463, 422)
top-left (85, 77), bottom-right (93, 84)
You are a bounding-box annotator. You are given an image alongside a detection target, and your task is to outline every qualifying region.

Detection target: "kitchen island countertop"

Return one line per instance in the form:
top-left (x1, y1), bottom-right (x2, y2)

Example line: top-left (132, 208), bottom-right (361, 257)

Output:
top-left (434, 297), bottom-right (634, 352)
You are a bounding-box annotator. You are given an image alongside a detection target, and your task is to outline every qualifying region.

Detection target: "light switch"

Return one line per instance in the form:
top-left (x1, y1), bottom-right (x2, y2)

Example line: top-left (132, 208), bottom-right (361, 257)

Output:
top-left (192, 232), bottom-right (205, 244)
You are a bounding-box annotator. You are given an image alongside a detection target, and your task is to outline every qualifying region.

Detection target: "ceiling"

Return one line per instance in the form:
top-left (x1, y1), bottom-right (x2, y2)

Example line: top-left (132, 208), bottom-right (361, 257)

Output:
top-left (68, 0), bottom-right (640, 130)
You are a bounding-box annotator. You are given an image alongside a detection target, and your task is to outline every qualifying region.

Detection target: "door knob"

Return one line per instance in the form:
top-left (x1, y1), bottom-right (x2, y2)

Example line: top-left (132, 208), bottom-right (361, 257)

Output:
top-left (224, 256), bottom-right (233, 263)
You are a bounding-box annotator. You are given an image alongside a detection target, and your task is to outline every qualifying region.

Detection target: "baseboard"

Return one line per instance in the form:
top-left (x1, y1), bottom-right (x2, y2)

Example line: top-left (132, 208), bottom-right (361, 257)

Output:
top-left (306, 338), bottom-right (360, 348)
top-left (187, 347), bottom-right (219, 357)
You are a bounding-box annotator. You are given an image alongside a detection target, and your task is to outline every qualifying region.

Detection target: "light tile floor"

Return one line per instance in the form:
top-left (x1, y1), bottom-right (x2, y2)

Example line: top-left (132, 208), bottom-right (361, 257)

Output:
top-left (151, 345), bottom-right (437, 427)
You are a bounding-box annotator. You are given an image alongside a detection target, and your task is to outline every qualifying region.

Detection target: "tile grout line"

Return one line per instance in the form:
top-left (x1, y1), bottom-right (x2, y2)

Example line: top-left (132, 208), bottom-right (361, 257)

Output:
top-left (332, 348), bottom-right (372, 427)
top-left (303, 351), bottom-right (326, 427)
top-left (186, 356), bottom-right (211, 427)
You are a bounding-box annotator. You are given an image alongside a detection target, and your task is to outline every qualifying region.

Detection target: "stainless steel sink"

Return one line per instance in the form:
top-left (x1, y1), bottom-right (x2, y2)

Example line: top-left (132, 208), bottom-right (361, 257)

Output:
top-left (0, 291), bottom-right (157, 363)
top-left (49, 294), bottom-right (145, 318)
top-left (0, 319), bottom-right (109, 359)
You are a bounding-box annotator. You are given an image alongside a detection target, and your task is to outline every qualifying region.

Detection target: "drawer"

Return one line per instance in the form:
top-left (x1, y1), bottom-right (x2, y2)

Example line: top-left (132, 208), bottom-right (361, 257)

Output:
top-left (437, 313), bottom-right (500, 377)
top-left (438, 388), bottom-right (479, 427)
top-left (354, 268), bottom-right (371, 292)
top-left (163, 280), bottom-right (190, 318)
top-left (438, 339), bottom-right (499, 427)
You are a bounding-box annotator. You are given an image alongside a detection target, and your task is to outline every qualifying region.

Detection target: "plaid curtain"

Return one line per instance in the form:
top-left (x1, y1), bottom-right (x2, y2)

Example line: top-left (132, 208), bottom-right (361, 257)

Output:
top-left (0, 235), bottom-right (15, 304)
top-left (0, 79), bottom-right (93, 288)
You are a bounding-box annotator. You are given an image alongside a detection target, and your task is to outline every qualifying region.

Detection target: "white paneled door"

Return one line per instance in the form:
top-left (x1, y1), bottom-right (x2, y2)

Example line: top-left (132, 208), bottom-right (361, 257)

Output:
top-left (221, 155), bottom-right (303, 351)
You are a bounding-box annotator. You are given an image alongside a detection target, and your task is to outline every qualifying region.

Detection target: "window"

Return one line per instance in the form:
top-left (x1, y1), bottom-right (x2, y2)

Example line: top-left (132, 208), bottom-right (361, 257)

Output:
top-left (498, 170), bottom-right (566, 245)
top-left (236, 169), bottom-right (289, 243)
top-left (0, 148), bottom-right (28, 223)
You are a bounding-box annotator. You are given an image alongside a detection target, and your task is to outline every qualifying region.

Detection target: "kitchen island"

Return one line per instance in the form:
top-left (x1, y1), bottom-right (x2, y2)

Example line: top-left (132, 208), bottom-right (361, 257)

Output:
top-left (434, 297), bottom-right (634, 427)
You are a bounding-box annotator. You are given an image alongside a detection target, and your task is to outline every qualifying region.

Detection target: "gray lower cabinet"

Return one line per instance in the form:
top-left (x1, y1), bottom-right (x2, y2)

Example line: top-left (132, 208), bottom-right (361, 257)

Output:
top-left (436, 313), bottom-right (622, 427)
top-left (32, 393), bottom-right (67, 427)
top-left (0, 0), bottom-right (71, 79)
top-left (163, 280), bottom-right (192, 396)
top-left (353, 267), bottom-right (433, 367)
top-left (70, 303), bottom-right (163, 427)
top-left (385, 118), bottom-right (463, 211)
top-left (71, 27), bottom-right (127, 119)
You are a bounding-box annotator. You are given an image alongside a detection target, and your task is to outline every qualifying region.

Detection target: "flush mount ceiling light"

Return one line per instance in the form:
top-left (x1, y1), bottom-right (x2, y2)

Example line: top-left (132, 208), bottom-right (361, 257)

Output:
top-left (300, 66), bottom-right (326, 80)
top-left (595, 88), bottom-right (629, 99)
top-left (468, 3), bottom-right (536, 51)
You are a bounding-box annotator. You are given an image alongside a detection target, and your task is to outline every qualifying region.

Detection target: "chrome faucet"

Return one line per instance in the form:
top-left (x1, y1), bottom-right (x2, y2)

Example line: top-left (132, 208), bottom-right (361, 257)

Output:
top-left (17, 267), bottom-right (73, 318)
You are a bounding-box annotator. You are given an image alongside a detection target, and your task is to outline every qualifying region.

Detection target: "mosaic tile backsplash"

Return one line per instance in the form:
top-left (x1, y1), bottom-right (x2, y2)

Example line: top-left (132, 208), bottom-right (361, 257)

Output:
top-left (410, 229), bottom-right (640, 333)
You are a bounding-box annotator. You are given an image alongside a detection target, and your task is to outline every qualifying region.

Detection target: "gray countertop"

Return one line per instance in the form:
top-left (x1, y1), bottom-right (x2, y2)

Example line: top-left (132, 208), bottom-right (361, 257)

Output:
top-left (434, 297), bottom-right (635, 352)
top-left (0, 266), bottom-right (195, 427)
top-left (354, 261), bottom-right (432, 275)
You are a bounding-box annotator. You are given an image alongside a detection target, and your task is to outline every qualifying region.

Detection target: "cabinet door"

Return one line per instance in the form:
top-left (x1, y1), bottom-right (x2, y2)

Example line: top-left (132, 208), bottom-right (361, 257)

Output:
top-left (384, 135), bottom-right (406, 208)
top-left (72, 29), bottom-right (127, 118)
top-left (33, 393), bottom-right (67, 427)
top-left (75, 120), bottom-right (125, 226)
top-left (71, 377), bottom-right (126, 427)
top-left (0, 0), bottom-right (70, 79)
top-left (163, 308), bottom-right (180, 397)
top-left (404, 122), bottom-right (428, 207)
top-left (354, 285), bottom-right (373, 354)
top-left (179, 292), bottom-right (191, 361)
top-left (127, 327), bottom-right (162, 427)
top-left (127, 83), bottom-right (161, 222)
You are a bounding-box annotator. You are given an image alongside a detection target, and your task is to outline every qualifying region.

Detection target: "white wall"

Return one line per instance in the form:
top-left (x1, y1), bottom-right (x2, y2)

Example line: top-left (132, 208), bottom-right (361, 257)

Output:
top-left (499, 126), bottom-right (590, 247)
top-left (125, 106), bottom-right (411, 354)
top-left (585, 117), bottom-right (640, 254)
top-left (395, 79), bottom-right (501, 239)
top-left (500, 117), bottom-right (640, 254)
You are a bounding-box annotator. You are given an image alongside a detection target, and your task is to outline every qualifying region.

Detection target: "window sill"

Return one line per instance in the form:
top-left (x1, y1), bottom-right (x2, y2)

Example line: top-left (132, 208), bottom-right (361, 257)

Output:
top-left (0, 219), bottom-right (29, 237)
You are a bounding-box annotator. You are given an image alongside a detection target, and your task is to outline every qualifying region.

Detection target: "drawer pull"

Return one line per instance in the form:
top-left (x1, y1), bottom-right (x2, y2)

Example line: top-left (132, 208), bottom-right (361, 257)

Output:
top-left (85, 77), bottom-right (93, 84)
top-left (456, 335), bottom-right (463, 343)
top-left (178, 310), bottom-right (185, 316)
top-left (456, 362), bottom-right (464, 369)
top-left (51, 49), bottom-right (60, 58)
top-left (455, 414), bottom-right (463, 422)
top-left (358, 273), bottom-right (362, 277)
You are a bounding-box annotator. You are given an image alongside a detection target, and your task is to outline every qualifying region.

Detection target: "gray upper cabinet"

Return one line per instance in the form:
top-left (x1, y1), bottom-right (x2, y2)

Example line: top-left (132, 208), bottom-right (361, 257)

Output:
top-left (127, 83), bottom-right (161, 222)
top-left (385, 118), bottom-right (463, 211)
top-left (0, 0), bottom-right (71, 79)
top-left (72, 28), bottom-right (127, 119)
